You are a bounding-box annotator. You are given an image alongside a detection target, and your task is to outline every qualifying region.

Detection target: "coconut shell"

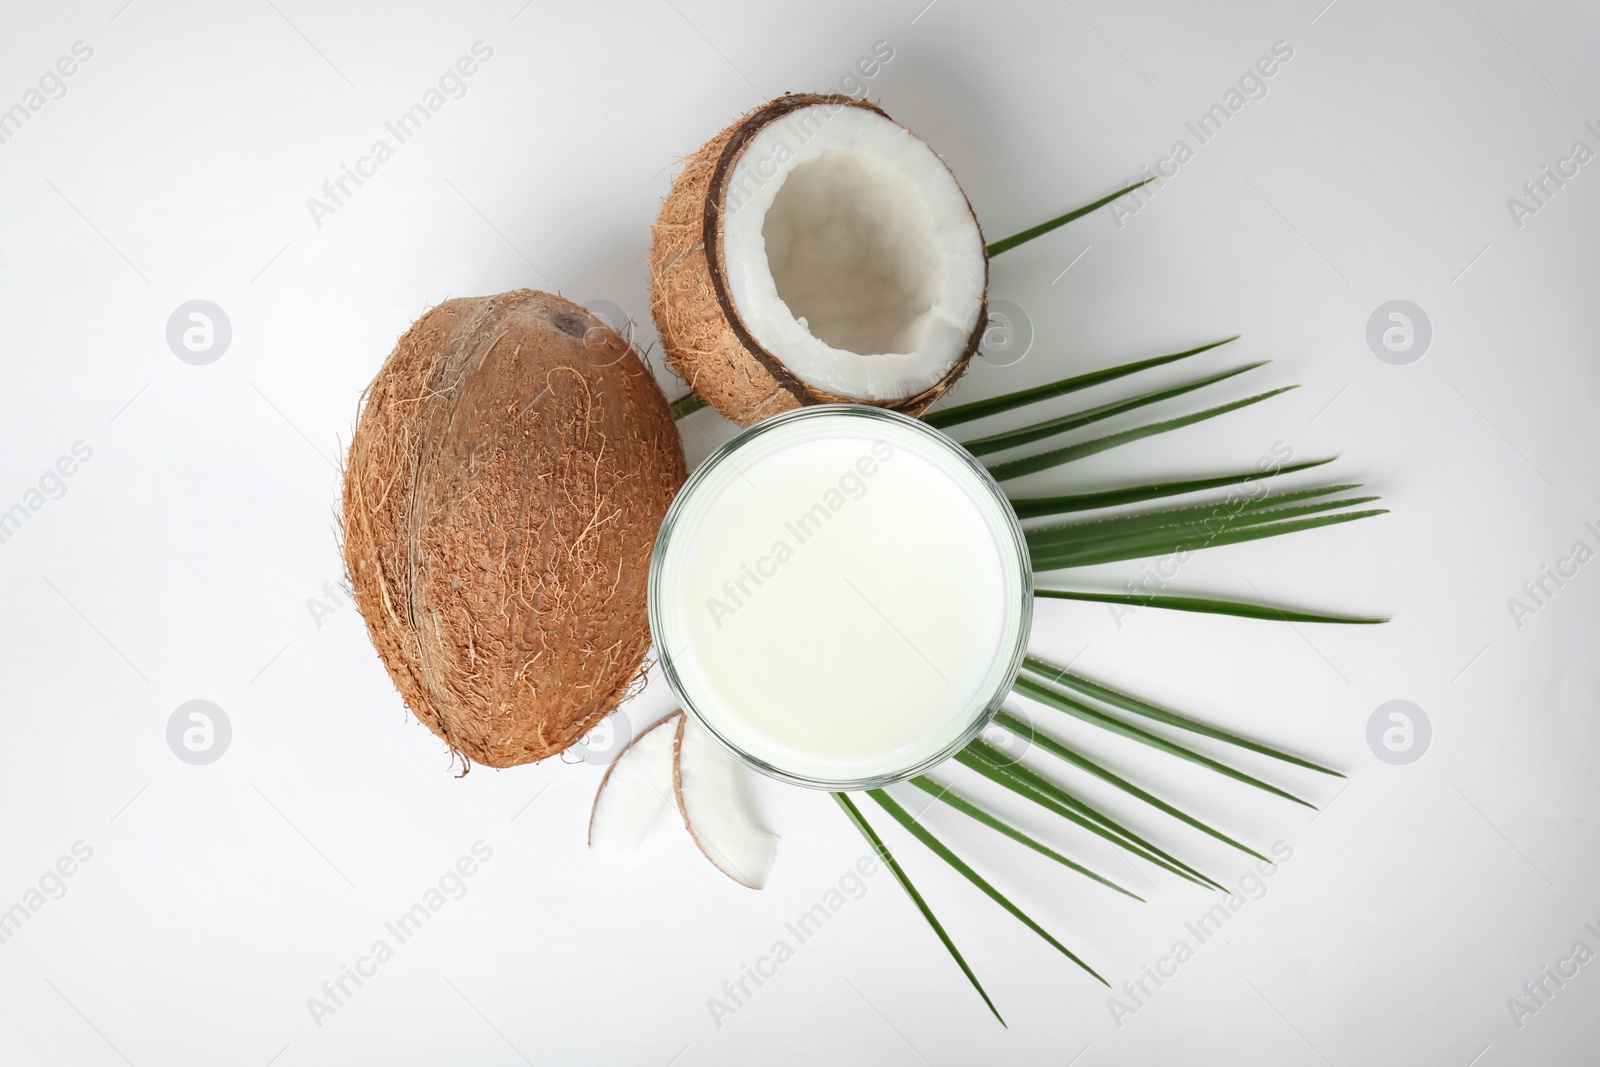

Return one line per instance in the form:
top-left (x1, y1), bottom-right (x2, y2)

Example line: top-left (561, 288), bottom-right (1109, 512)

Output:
top-left (342, 290), bottom-right (686, 769)
top-left (650, 92), bottom-right (987, 426)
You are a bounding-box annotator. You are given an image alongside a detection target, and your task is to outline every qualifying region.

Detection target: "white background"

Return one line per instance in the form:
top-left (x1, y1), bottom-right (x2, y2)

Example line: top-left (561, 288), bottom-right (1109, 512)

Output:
top-left (2, 1), bottom-right (1598, 1064)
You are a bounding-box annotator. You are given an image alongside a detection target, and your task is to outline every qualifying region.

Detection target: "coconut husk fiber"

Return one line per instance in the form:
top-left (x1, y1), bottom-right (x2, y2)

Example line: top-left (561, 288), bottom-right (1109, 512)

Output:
top-left (650, 92), bottom-right (986, 426)
top-left (342, 290), bottom-right (685, 769)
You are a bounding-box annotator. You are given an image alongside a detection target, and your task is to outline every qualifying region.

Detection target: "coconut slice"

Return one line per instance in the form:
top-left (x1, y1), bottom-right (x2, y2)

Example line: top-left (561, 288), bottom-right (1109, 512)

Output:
top-left (673, 715), bottom-right (778, 889)
top-left (651, 93), bottom-right (988, 425)
top-left (588, 712), bottom-right (682, 853)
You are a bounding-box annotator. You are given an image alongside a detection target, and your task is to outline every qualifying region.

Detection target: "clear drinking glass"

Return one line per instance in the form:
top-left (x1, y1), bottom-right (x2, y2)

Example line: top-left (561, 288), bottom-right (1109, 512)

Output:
top-left (649, 405), bottom-right (1032, 790)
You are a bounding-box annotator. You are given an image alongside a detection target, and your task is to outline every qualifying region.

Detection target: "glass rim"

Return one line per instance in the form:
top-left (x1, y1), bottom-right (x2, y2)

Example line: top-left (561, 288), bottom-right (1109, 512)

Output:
top-left (647, 404), bottom-right (1033, 791)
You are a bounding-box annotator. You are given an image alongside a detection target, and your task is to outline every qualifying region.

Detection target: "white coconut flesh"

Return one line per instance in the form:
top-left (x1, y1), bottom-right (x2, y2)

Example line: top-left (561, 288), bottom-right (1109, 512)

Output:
top-left (674, 715), bottom-right (778, 889)
top-left (588, 711), bottom-right (777, 889)
top-left (720, 104), bottom-right (985, 402)
top-left (587, 713), bottom-right (680, 854)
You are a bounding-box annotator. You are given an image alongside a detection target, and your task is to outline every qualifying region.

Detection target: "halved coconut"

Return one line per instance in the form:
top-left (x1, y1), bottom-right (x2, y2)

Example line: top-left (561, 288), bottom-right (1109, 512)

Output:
top-left (651, 93), bottom-right (988, 425)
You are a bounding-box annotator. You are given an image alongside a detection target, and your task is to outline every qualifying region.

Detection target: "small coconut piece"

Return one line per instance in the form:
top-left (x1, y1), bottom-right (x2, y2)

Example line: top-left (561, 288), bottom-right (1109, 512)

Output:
top-left (673, 715), bottom-right (778, 889)
top-left (650, 92), bottom-right (988, 425)
top-left (588, 712), bottom-right (682, 853)
top-left (342, 290), bottom-right (686, 769)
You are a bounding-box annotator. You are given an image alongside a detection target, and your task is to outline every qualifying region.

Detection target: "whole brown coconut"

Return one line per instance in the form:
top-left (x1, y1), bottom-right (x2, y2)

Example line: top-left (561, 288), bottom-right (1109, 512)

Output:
top-left (342, 290), bottom-right (686, 769)
top-left (651, 93), bottom-right (989, 426)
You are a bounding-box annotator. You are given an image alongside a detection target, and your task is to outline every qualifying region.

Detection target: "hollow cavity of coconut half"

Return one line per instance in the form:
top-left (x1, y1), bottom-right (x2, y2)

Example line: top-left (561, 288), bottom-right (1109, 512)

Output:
top-left (651, 93), bottom-right (988, 425)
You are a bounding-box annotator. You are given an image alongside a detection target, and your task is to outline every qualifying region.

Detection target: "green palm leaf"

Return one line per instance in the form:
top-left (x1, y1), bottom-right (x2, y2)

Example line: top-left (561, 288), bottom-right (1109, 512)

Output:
top-left (1023, 492), bottom-right (1383, 570)
top-left (1012, 675), bottom-right (1314, 807)
top-left (868, 790), bottom-right (1107, 985)
top-left (986, 180), bottom-right (1154, 257)
top-left (1024, 489), bottom-right (1379, 548)
top-left (908, 776), bottom-right (1142, 900)
top-left (1021, 656), bottom-right (1342, 777)
top-left (989, 387), bottom-right (1297, 482)
top-left (1007, 458), bottom-right (1336, 519)
top-left (1234, 483), bottom-right (1364, 510)
top-left (832, 792), bottom-right (1005, 1024)
top-left (924, 337), bottom-right (1237, 430)
top-left (1028, 507), bottom-right (1388, 570)
top-left (670, 392), bottom-right (708, 420)
top-left (1035, 587), bottom-right (1386, 624)
top-left (957, 743), bottom-right (1223, 890)
top-left (993, 711), bottom-right (1272, 863)
top-left (960, 363), bottom-right (1268, 457)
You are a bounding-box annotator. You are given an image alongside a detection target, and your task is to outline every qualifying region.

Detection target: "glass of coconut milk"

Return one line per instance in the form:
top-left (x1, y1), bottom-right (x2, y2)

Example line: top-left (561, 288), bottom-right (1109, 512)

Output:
top-left (649, 405), bottom-right (1032, 789)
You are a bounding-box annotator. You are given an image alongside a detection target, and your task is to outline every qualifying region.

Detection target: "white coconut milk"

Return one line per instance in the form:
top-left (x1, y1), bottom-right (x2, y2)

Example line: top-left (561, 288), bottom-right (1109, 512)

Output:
top-left (651, 407), bottom-right (1031, 787)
